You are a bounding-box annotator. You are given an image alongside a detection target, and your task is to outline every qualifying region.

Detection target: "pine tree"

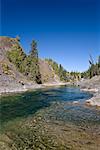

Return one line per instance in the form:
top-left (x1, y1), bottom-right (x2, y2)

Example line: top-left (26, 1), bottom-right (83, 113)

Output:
top-left (98, 56), bottom-right (100, 66)
top-left (29, 40), bottom-right (42, 84)
top-left (30, 40), bottom-right (38, 58)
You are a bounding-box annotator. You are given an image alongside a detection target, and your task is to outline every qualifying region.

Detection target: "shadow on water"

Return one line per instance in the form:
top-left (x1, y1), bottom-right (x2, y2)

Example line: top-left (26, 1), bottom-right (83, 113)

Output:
top-left (0, 86), bottom-right (93, 125)
top-left (0, 90), bottom-right (50, 124)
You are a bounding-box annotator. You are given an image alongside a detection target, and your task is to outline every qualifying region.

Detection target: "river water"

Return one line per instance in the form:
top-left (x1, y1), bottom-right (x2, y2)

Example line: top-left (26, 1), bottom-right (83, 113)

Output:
top-left (0, 86), bottom-right (100, 150)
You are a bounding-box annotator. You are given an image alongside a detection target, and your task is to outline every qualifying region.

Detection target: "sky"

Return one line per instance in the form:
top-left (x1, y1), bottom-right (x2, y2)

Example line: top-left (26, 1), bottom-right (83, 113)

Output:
top-left (1, 0), bottom-right (100, 72)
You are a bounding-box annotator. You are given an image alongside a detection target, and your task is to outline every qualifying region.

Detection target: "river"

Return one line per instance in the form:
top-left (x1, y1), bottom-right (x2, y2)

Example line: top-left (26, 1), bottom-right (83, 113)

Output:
top-left (0, 86), bottom-right (100, 150)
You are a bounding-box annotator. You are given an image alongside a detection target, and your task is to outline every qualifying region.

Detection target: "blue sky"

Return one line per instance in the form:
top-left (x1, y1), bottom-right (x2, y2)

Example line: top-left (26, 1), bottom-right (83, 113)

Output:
top-left (1, 0), bottom-right (100, 72)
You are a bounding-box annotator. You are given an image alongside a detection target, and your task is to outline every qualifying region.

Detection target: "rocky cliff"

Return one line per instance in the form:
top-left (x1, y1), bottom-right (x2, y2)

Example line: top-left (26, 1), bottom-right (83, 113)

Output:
top-left (39, 59), bottom-right (60, 83)
top-left (0, 36), bottom-right (60, 93)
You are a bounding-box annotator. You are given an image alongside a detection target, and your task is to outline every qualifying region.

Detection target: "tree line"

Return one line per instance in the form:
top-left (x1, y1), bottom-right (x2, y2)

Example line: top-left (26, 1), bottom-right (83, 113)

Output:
top-left (81, 55), bottom-right (100, 79)
top-left (7, 37), bottom-right (100, 83)
top-left (45, 58), bottom-right (81, 82)
top-left (7, 38), bottom-right (42, 84)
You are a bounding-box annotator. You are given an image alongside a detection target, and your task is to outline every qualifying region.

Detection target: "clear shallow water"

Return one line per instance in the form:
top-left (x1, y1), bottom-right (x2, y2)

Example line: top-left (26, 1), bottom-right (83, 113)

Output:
top-left (0, 86), bottom-right (100, 150)
top-left (0, 86), bottom-right (93, 124)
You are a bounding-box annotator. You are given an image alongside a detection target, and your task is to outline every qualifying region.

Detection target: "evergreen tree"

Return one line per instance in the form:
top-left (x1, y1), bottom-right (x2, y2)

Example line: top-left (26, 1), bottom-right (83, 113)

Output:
top-left (81, 55), bottom-right (100, 79)
top-left (98, 56), bottom-right (100, 67)
top-left (29, 40), bottom-right (42, 84)
top-left (30, 40), bottom-right (38, 58)
top-left (7, 38), bottom-right (42, 84)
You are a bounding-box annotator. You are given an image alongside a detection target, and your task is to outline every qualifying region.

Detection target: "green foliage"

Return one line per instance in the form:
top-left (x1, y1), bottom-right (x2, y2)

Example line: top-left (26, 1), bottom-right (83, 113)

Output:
top-left (81, 55), bottom-right (100, 79)
top-left (59, 64), bottom-right (66, 81)
top-left (81, 71), bottom-right (89, 79)
top-left (7, 40), bottom-right (42, 84)
top-left (70, 71), bottom-right (81, 81)
top-left (45, 58), bottom-right (81, 82)
top-left (7, 45), bottom-right (26, 73)
top-left (45, 59), bottom-right (68, 82)
top-left (29, 40), bottom-right (42, 84)
top-left (98, 56), bottom-right (100, 68)
top-left (30, 40), bottom-right (38, 58)
top-left (2, 63), bottom-right (10, 75)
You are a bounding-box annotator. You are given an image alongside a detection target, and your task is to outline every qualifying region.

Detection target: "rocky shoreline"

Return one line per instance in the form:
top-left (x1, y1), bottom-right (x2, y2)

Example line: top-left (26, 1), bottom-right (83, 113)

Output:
top-left (0, 84), bottom-right (42, 96)
top-left (81, 89), bottom-right (100, 107)
top-left (79, 76), bottom-right (100, 107)
top-left (0, 76), bottom-right (100, 107)
top-left (0, 82), bottom-right (68, 95)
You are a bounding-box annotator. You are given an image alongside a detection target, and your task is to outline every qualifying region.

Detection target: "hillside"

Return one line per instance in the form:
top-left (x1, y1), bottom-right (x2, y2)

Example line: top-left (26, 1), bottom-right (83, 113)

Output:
top-left (39, 59), bottom-right (60, 83)
top-left (0, 37), bottom-right (38, 93)
top-left (0, 36), bottom-right (61, 93)
top-left (79, 75), bottom-right (100, 106)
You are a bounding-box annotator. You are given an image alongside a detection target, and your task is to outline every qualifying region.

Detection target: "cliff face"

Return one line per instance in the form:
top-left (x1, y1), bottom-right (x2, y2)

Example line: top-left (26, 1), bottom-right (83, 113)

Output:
top-left (39, 59), bottom-right (60, 83)
top-left (0, 36), bottom-right (60, 93)
top-left (0, 37), bottom-right (34, 92)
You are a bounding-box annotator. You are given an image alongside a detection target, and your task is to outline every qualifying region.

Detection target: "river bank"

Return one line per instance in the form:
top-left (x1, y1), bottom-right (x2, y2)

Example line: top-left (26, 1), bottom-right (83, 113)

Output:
top-left (79, 76), bottom-right (100, 107)
top-left (0, 76), bottom-right (100, 107)
top-left (0, 82), bottom-right (69, 95)
top-left (0, 83), bottom-right (42, 95)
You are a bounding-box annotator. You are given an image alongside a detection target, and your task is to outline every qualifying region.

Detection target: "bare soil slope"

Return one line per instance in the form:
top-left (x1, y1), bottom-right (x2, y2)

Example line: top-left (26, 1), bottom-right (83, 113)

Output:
top-left (39, 59), bottom-right (60, 83)
top-left (0, 36), bottom-right (60, 93)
